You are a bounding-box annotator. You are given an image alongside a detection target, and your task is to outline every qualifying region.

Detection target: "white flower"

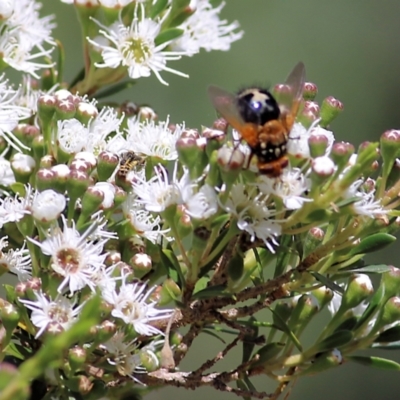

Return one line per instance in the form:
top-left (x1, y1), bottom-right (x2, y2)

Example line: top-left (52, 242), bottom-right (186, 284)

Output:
top-left (288, 122), bottom-right (334, 159)
top-left (0, 0), bottom-right (56, 78)
top-left (131, 165), bottom-right (183, 213)
top-left (0, 157), bottom-right (15, 186)
top-left (123, 193), bottom-right (169, 244)
top-left (87, 5), bottom-right (189, 85)
top-left (102, 331), bottom-right (149, 384)
top-left (29, 216), bottom-right (108, 294)
top-left (94, 182), bottom-right (116, 209)
top-left (183, 183), bottom-right (218, 219)
top-left (0, 237), bottom-right (31, 281)
top-left (102, 276), bottom-right (173, 336)
top-left (125, 117), bottom-right (183, 160)
top-left (57, 107), bottom-right (122, 155)
top-left (0, 76), bottom-right (31, 151)
top-left (31, 189), bottom-right (66, 222)
top-left (57, 118), bottom-right (88, 154)
top-left (10, 153), bottom-right (36, 174)
top-left (257, 168), bottom-right (311, 210)
top-left (0, 32), bottom-right (54, 79)
top-left (0, 186), bottom-right (32, 227)
top-left (345, 180), bottom-right (386, 218)
top-left (19, 292), bottom-right (84, 338)
top-left (171, 0), bottom-right (243, 55)
top-left (221, 183), bottom-right (281, 252)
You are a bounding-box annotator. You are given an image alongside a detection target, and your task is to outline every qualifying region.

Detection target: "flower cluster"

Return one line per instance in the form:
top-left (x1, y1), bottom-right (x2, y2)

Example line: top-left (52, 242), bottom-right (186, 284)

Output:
top-left (1, 1), bottom-right (400, 400)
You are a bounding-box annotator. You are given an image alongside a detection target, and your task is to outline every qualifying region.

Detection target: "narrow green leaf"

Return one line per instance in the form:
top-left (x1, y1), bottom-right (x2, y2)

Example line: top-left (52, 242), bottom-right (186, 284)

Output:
top-left (155, 28), bottom-right (184, 46)
top-left (252, 342), bottom-right (285, 366)
top-left (269, 308), bottom-right (302, 352)
top-left (191, 285), bottom-right (230, 300)
top-left (94, 80), bottom-right (136, 99)
top-left (236, 379), bottom-right (251, 400)
top-left (202, 329), bottom-right (226, 344)
top-left (315, 330), bottom-right (353, 352)
top-left (160, 248), bottom-right (185, 287)
top-left (342, 264), bottom-right (393, 274)
top-left (375, 326), bottom-right (400, 343)
top-left (150, 0), bottom-right (169, 18)
top-left (310, 272), bottom-right (345, 294)
top-left (354, 285), bottom-right (384, 330)
top-left (349, 233), bottom-right (396, 256)
top-left (348, 355), bottom-right (400, 370)
top-left (242, 317), bottom-right (258, 363)
top-left (334, 316), bottom-right (358, 332)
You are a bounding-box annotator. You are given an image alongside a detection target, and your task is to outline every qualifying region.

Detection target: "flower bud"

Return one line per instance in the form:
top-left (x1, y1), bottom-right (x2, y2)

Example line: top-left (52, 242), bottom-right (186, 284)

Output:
top-left (0, 301), bottom-right (20, 333)
top-left (68, 346), bottom-right (87, 370)
top-left (35, 168), bottom-right (56, 192)
top-left (312, 285), bottom-right (333, 310)
top-left (31, 189), bottom-right (66, 223)
top-left (381, 266), bottom-right (400, 300)
top-left (310, 156), bottom-right (335, 185)
top-left (288, 294), bottom-right (319, 335)
top-left (77, 186), bottom-right (104, 227)
top-left (10, 153), bottom-right (35, 184)
top-left (320, 96), bottom-right (343, 127)
top-left (130, 253), bottom-right (152, 275)
top-left (37, 94), bottom-right (56, 128)
top-left (66, 169), bottom-right (91, 202)
top-left (95, 320), bottom-right (117, 344)
top-left (158, 279), bottom-right (182, 306)
top-left (330, 141), bottom-right (355, 172)
top-left (341, 274), bottom-right (373, 310)
top-left (380, 130), bottom-right (400, 179)
top-left (140, 348), bottom-right (160, 372)
top-left (31, 134), bottom-right (46, 159)
top-left (13, 124), bottom-right (39, 148)
top-left (97, 151), bottom-right (119, 181)
top-left (303, 227), bottom-right (324, 258)
top-left (176, 135), bottom-right (201, 170)
top-left (75, 101), bottom-right (98, 125)
top-left (374, 297), bottom-right (400, 331)
top-left (303, 82), bottom-right (318, 101)
top-left (50, 164), bottom-right (71, 193)
top-left (308, 134), bottom-right (329, 158)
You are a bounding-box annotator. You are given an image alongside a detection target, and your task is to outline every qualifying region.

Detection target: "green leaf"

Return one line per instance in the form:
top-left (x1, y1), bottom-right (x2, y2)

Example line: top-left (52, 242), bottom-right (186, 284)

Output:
top-left (375, 326), bottom-right (400, 343)
top-left (342, 264), bottom-right (393, 274)
top-left (310, 272), bottom-right (345, 294)
top-left (155, 28), bottom-right (184, 46)
top-left (202, 329), bottom-right (226, 344)
top-left (354, 285), bottom-right (384, 330)
top-left (349, 233), bottom-right (396, 256)
top-left (160, 248), bottom-right (185, 287)
top-left (94, 80), bottom-right (136, 99)
top-left (227, 252), bottom-right (244, 281)
top-left (191, 284), bottom-right (230, 300)
top-left (242, 317), bottom-right (258, 363)
top-left (8, 182), bottom-right (26, 196)
top-left (334, 316), bottom-right (358, 332)
top-left (252, 342), bottom-right (285, 366)
top-left (236, 379), bottom-right (251, 400)
top-left (348, 355), bottom-right (400, 370)
top-left (274, 234), bottom-right (296, 277)
top-left (315, 330), bottom-right (353, 353)
top-left (150, 0), bottom-right (169, 18)
top-left (269, 307), bottom-right (302, 352)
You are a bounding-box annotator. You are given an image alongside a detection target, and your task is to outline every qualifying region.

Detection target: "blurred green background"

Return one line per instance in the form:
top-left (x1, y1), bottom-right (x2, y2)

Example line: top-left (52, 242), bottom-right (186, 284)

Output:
top-left (41, 1), bottom-right (400, 399)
